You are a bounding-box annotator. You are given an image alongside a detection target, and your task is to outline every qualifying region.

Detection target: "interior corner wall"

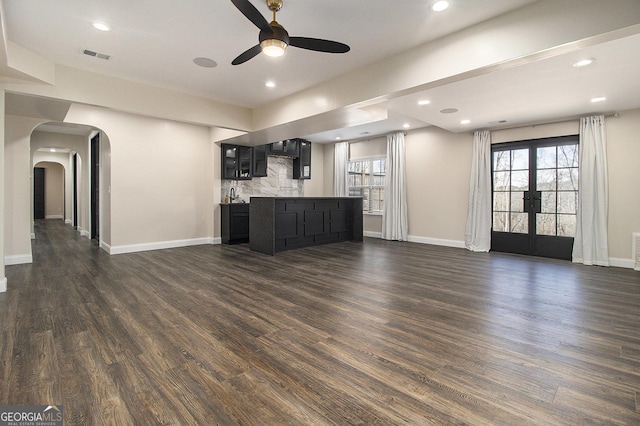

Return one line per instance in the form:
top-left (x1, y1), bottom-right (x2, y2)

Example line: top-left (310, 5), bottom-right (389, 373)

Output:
top-left (603, 108), bottom-right (640, 261)
top-left (4, 114), bottom-right (47, 262)
top-left (64, 104), bottom-right (214, 250)
top-left (322, 142), bottom-right (335, 197)
top-left (405, 127), bottom-right (473, 244)
top-left (302, 142), bottom-right (325, 197)
top-left (0, 91), bottom-right (5, 290)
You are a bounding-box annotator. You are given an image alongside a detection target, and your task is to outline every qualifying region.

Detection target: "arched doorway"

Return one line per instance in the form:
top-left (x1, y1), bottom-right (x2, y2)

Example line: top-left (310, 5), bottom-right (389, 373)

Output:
top-left (29, 122), bottom-right (111, 251)
top-left (32, 160), bottom-right (65, 221)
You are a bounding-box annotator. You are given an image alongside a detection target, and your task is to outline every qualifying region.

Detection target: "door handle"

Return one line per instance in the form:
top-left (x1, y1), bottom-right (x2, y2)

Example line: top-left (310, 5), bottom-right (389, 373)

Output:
top-left (523, 191), bottom-right (542, 213)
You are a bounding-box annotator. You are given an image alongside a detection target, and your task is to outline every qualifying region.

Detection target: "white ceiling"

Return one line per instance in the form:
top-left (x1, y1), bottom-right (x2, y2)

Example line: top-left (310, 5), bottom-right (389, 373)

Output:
top-left (3, 0), bottom-right (640, 143)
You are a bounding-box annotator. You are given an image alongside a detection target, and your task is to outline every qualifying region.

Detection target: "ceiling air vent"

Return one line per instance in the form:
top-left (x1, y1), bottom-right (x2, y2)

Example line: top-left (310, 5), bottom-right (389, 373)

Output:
top-left (83, 49), bottom-right (111, 60)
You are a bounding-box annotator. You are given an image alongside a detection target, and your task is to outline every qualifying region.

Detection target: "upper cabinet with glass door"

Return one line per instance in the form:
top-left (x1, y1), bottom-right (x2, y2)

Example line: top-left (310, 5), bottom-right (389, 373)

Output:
top-left (221, 144), bottom-right (252, 180)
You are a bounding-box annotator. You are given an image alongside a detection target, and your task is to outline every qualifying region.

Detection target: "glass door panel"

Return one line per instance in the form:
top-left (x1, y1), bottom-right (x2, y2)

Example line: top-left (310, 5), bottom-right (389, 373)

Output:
top-left (491, 136), bottom-right (579, 260)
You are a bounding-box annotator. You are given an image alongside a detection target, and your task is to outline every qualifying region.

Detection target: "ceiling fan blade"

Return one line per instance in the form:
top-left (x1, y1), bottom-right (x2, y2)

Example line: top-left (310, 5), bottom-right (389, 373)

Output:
top-left (232, 44), bottom-right (262, 65)
top-left (289, 37), bottom-right (350, 54)
top-left (231, 0), bottom-right (272, 33)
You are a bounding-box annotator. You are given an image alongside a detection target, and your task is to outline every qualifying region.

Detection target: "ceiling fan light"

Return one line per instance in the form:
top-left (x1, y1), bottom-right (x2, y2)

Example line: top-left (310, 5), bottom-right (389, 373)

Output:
top-left (261, 39), bottom-right (288, 57)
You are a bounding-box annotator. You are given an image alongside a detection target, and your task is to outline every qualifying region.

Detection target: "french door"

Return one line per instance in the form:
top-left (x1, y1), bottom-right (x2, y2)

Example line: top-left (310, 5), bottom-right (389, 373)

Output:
top-left (491, 136), bottom-right (579, 260)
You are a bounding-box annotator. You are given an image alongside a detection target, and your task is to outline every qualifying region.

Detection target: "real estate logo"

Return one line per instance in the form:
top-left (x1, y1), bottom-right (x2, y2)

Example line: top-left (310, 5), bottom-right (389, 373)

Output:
top-left (0, 405), bottom-right (63, 426)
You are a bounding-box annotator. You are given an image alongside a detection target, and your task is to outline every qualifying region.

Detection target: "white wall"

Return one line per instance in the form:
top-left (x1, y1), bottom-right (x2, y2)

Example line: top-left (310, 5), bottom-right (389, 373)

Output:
top-left (600, 109), bottom-right (640, 262)
top-left (35, 161), bottom-right (64, 219)
top-left (0, 91), bottom-right (5, 291)
top-left (64, 104), bottom-right (215, 252)
top-left (405, 127), bottom-right (472, 246)
top-left (5, 115), bottom-right (48, 265)
top-left (302, 142), bottom-right (325, 197)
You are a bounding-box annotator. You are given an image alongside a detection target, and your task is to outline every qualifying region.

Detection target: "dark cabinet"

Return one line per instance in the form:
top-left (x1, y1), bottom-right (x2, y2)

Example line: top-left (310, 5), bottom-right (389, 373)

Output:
top-left (252, 144), bottom-right (268, 177)
top-left (250, 197), bottom-right (363, 255)
top-left (221, 203), bottom-right (250, 244)
top-left (269, 139), bottom-right (299, 158)
top-left (222, 144), bottom-right (252, 180)
top-left (293, 140), bottom-right (311, 179)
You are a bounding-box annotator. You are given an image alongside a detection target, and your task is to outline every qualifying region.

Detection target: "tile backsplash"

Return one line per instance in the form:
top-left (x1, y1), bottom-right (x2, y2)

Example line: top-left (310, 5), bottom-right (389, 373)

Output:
top-left (221, 156), bottom-right (304, 203)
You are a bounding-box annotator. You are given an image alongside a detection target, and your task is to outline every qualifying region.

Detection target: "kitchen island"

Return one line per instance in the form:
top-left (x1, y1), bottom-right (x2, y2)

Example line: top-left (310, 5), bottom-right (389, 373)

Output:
top-left (249, 197), bottom-right (363, 255)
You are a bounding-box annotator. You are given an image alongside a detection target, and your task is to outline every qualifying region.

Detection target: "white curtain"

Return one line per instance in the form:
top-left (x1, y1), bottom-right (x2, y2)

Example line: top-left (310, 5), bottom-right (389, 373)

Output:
top-left (382, 132), bottom-right (408, 241)
top-left (464, 130), bottom-right (492, 252)
top-left (334, 141), bottom-right (349, 196)
top-left (573, 115), bottom-right (609, 266)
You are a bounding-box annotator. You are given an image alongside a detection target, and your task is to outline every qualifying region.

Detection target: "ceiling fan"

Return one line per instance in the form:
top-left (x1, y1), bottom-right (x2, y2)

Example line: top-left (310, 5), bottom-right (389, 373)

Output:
top-left (230, 0), bottom-right (350, 65)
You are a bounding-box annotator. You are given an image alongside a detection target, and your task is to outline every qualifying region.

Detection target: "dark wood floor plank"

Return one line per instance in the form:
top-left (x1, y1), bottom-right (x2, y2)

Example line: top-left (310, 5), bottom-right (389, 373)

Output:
top-left (2, 219), bottom-right (640, 424)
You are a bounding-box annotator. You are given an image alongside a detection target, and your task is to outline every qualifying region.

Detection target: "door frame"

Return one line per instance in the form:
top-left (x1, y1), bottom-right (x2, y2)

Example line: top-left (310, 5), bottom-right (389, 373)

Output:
top-left (491, 135), bottom-right (579, 260)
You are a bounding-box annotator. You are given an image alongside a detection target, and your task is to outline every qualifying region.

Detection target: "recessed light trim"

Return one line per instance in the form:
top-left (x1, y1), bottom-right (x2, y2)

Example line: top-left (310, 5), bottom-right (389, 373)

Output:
top-left (431, 1), bottom-right (450, 12)
top-left (460, 119), bottom-right (471, 125)
top-left (418, 99), bottom-right (431, 106)
top-left (265, 81), bottom-right (276, 88)
top-left (92, 22), bottom-right (111, 32)
top-left (335, 136), bottom-right (342, 140)
top-left (573, 58), bottom-right (594, 67)
top-left (440, 108), bottom-right (459, 114)
top-left (403, 123), bottom-right (411, 129)
top-left (591, 96), bottom-right (606, 103)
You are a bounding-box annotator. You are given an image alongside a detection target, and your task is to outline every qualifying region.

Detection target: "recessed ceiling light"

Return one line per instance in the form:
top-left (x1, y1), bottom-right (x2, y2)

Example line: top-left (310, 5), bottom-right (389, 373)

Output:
top-left (92, 22), bottom-right (111, 32)
top-left (591, 96), bottom-right (606, 103)
top-left (193, 57), bottom-right (217, 68)
top-left (418, 99), bottom-right (431, 106)
top-left (431, 1), bottom-right (450, 12)
top-left (460, 119), bottom-right (471, 125)
top-left (440, 108), bottom-right (459, 114)
top-left (265, 81), bottom-right (276, 88)
top-left (335, 136), bottom-right (342, 140)
top-left (403, 123), bottom-right (411, 129)
top-left (50, 149), bottom-right (56, 152)
top-left (573, 58), bottom-right (595, 67)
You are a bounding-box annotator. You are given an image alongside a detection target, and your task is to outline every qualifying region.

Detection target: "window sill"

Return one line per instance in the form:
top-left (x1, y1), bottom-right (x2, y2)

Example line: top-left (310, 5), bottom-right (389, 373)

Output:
top-left (364, 211), bottom-right (383, 216)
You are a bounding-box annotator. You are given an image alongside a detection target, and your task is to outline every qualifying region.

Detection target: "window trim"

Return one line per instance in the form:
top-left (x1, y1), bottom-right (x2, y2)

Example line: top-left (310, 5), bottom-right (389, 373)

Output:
top-left (348, 156), bottom-right (386, 214)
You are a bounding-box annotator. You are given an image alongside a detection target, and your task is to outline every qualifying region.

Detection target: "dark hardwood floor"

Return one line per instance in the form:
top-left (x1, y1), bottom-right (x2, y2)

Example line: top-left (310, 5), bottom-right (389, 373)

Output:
top-left (2, 220), bottom-right (639, 425)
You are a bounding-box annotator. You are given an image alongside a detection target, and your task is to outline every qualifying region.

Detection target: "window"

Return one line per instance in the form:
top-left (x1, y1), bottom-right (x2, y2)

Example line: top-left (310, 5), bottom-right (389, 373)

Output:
top-left (348, 157), bottom-right (386, 213)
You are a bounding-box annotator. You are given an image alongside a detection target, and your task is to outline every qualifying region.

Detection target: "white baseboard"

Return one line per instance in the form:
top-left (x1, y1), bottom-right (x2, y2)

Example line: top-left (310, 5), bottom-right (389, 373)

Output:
top-left (5, 254), bottom-right (33, 265)
top-left (100, 241), bottom-right (111, 254)
top-left (408, 235), bottom-right (466, 249)
top-left (45, 215), bottom-right (64, 219)
top-left (108, 237), bottom-right (217, 255)
top-left (609, 257), bottom-right (635, 269)
top-left (65, 219), bottom-right (72, 225)
top-left (365, 231), bottom-right (466, 249)
top-left (31, 233), bottom-right (36, 239)
top-left (0, 277), bottom-right (6, 293)
top-left (79, 229), bottom-right (90, 238)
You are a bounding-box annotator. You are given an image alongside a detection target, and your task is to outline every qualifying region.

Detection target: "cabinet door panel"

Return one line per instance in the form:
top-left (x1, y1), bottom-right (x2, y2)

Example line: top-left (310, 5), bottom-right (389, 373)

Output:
top-left (304, 210), bottom-right (325, 236)
top-left (276, 212), bottom-right (298, 239)
top-left (330, 209), bottom-right (349, 233)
